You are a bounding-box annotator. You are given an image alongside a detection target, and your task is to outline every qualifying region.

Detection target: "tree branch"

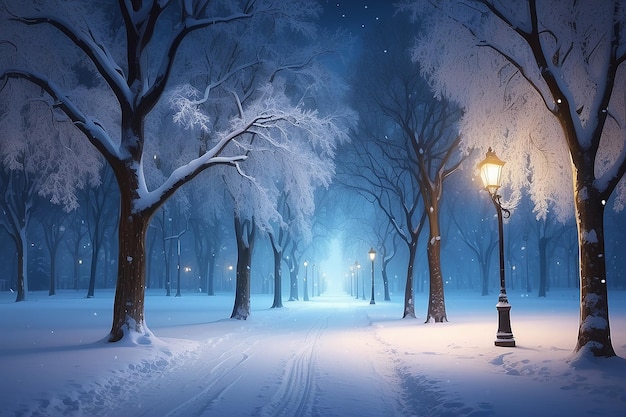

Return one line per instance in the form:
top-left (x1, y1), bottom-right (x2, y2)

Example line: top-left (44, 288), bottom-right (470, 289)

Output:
top-left (0, 70), bottom-right (120, 162)
top-left (11, 13), bottom-right (130, 110)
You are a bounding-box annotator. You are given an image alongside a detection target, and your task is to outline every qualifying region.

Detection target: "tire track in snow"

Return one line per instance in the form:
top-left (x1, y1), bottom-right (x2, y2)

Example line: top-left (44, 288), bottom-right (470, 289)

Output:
top-left (258, 314), bottom-right (328, 417)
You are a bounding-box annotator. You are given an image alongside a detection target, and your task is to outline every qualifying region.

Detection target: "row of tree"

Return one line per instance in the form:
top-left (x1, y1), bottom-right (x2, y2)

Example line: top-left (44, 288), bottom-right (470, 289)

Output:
top-left (1, 0), bottom-right (353, 342)
top-left (2, 0), bottom-right (626, 359)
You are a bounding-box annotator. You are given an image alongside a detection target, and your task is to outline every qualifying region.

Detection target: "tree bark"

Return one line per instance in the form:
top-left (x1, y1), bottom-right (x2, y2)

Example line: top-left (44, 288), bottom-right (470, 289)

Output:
top-left (269, 234), bottom-right (283, 308)
top-left (480, 260), bottom-right (490, 296)
top-left (426, 238), bottom-right (447, 322)
top-left (425, 207), bottom-right (448, 323)
top-left (403, 239), bottom-right (417, 318)
top-left (108, 209), bottom-right (150, 342)
top-left (231, 217), bottom-right (255, 320)
top-left (15, 229), bottom-right (26, 302)
top-left (108, 157), bottom-right (155, 342)
top-left (287, 244), bottom-right (299, 301)
top-left (87, 238), bottom-right (99, 298)
top-left (288, 266), bottom-right (299, 301)
top-left (381, 261), bottom-right (391, 301)
top-left (49, 247), bottom-right (57, 296)
top-left (573, 170), bottom-right (615, 357)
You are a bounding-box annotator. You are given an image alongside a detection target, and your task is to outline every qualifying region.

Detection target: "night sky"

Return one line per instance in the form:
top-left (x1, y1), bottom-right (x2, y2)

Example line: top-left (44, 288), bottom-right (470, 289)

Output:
top-left (320, 1), bottom-right (394, 35)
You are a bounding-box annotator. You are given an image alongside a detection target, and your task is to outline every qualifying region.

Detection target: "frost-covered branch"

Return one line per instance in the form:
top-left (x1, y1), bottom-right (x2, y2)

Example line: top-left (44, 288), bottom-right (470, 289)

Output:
top-left (0, 70), bottom-right (120, 161)
top-left (138, 10), bottom-right (257, 117)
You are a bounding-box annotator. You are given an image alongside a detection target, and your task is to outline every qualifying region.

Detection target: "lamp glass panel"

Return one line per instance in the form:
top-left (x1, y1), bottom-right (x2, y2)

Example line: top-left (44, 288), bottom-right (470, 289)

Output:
top-left (480, 162), bottom-right (502, 189)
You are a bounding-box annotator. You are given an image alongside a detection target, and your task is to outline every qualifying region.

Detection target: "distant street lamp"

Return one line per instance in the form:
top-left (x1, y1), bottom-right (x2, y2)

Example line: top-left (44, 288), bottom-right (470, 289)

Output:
top-left (368, 247), bottom-right (376, 305)
top-left (479, 148), bottom-right (515, 347)
top-left (303, 260), bottom-right (309, 301)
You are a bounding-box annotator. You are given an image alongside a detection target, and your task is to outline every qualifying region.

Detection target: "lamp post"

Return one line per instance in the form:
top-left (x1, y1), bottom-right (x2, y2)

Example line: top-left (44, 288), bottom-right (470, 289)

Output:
top-left (303, 260), bottom-right (309, 301)
top-left (479, 148), bottom-right (515, 347)
top-left (368, 247), bottom-right (376, 305)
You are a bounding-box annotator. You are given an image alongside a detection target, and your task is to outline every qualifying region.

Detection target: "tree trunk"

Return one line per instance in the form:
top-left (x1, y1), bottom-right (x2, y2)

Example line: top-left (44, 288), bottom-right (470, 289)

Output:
top-left (231, 217), bottom-right (255, 320)
top-left (403, 239), bottom-right (417, 318)
top-left (15, 228), bottom-right (26, 302)
top-left (426, 239), bottom-right (447, 322)
top-left (270, 237), bottom-right (283, 308)
top-left (381, 262), bottom-right (391, 301)
top-left (108, 210), bottom-right (151, 342)
top-left (288, 265), bottom-right (299, 301)
top-left (87, 241), bottom-right (99, 298)
top-left (303, 264), bottom-right (309, 301)
top-left (425, 209), bottom-right (447, 323)
top-left (573, 175), bottom-right (615, 357)
top-left (480, 258), bottom-right (490, 296)
top-left (48, 248), bottom-right (57, 296)
top-left (287, 247), bottom-right (299, 301)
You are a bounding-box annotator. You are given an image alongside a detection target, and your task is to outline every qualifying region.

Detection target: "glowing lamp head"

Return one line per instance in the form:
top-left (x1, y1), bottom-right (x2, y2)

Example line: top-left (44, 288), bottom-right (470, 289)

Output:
top-left (368, 247), bottom-right (376, 262)
top-left (304, 260), bottom-right (308, 267)
top-left (478, 147), bottom-right (505, 195)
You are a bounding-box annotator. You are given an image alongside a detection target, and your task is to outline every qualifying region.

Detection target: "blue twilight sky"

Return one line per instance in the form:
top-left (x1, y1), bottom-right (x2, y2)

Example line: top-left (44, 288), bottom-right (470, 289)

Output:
top-left (320, 1), bottom-right (395, 34)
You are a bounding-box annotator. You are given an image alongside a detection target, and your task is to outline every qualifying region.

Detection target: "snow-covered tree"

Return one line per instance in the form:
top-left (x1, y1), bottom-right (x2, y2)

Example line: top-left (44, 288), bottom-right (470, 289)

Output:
top-left (1, 0), bottom-right (350, 341)
top-left (0, 81), bottom-right (100, 301)
top-left (403, 0), bottom-right (626, 357)
top-left (168, 12), bottom-right (353, 318)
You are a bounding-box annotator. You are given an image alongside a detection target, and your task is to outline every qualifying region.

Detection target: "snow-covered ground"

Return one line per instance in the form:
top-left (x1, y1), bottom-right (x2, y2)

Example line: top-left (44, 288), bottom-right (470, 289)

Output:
top-left (1, 287), bottom-right (625, 417)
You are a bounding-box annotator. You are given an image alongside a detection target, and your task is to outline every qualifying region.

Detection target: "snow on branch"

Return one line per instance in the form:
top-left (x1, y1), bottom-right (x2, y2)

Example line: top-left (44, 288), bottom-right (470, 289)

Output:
top-left (169, 84), bottom-right (212, 132)
top-left (0, 69), bottom-right (120, 161)
top-left (8, 10), bottom-right (130, 106)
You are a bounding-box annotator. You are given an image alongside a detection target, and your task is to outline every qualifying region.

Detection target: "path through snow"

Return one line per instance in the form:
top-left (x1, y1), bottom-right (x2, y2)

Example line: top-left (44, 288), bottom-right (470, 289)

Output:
top-left (2, 289), bottom-right (626, 416)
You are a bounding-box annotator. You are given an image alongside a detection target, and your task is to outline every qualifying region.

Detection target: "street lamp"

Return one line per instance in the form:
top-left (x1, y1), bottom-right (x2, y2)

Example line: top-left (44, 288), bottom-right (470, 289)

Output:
top-left (368, 247), bottom-right (376, 305)
top-left (478, 148), bottom-right (515, 347)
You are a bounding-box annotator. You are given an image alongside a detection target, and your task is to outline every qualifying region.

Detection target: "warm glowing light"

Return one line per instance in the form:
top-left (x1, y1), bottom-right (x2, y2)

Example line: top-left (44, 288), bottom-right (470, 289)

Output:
top-left (478, 147), bottom-right (505, 194)
top-left (368, 247), bottom-right (376, 262)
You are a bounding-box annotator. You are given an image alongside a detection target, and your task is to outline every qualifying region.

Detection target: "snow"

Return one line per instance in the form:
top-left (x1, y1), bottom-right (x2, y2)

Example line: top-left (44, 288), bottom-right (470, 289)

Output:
top-left (1, 288), bottom-right (626, 417)
top-left (582, 229), bottom-right (598, 244)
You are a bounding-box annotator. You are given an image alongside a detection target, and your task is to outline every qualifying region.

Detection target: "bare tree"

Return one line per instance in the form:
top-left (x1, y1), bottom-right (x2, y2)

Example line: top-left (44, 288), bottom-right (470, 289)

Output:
top-left (346, 15), bottom-right (465, 321)
top-left (85, 165), bottom-right (118, 297)
top-left (34, 202), bottom-right (69, 296)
